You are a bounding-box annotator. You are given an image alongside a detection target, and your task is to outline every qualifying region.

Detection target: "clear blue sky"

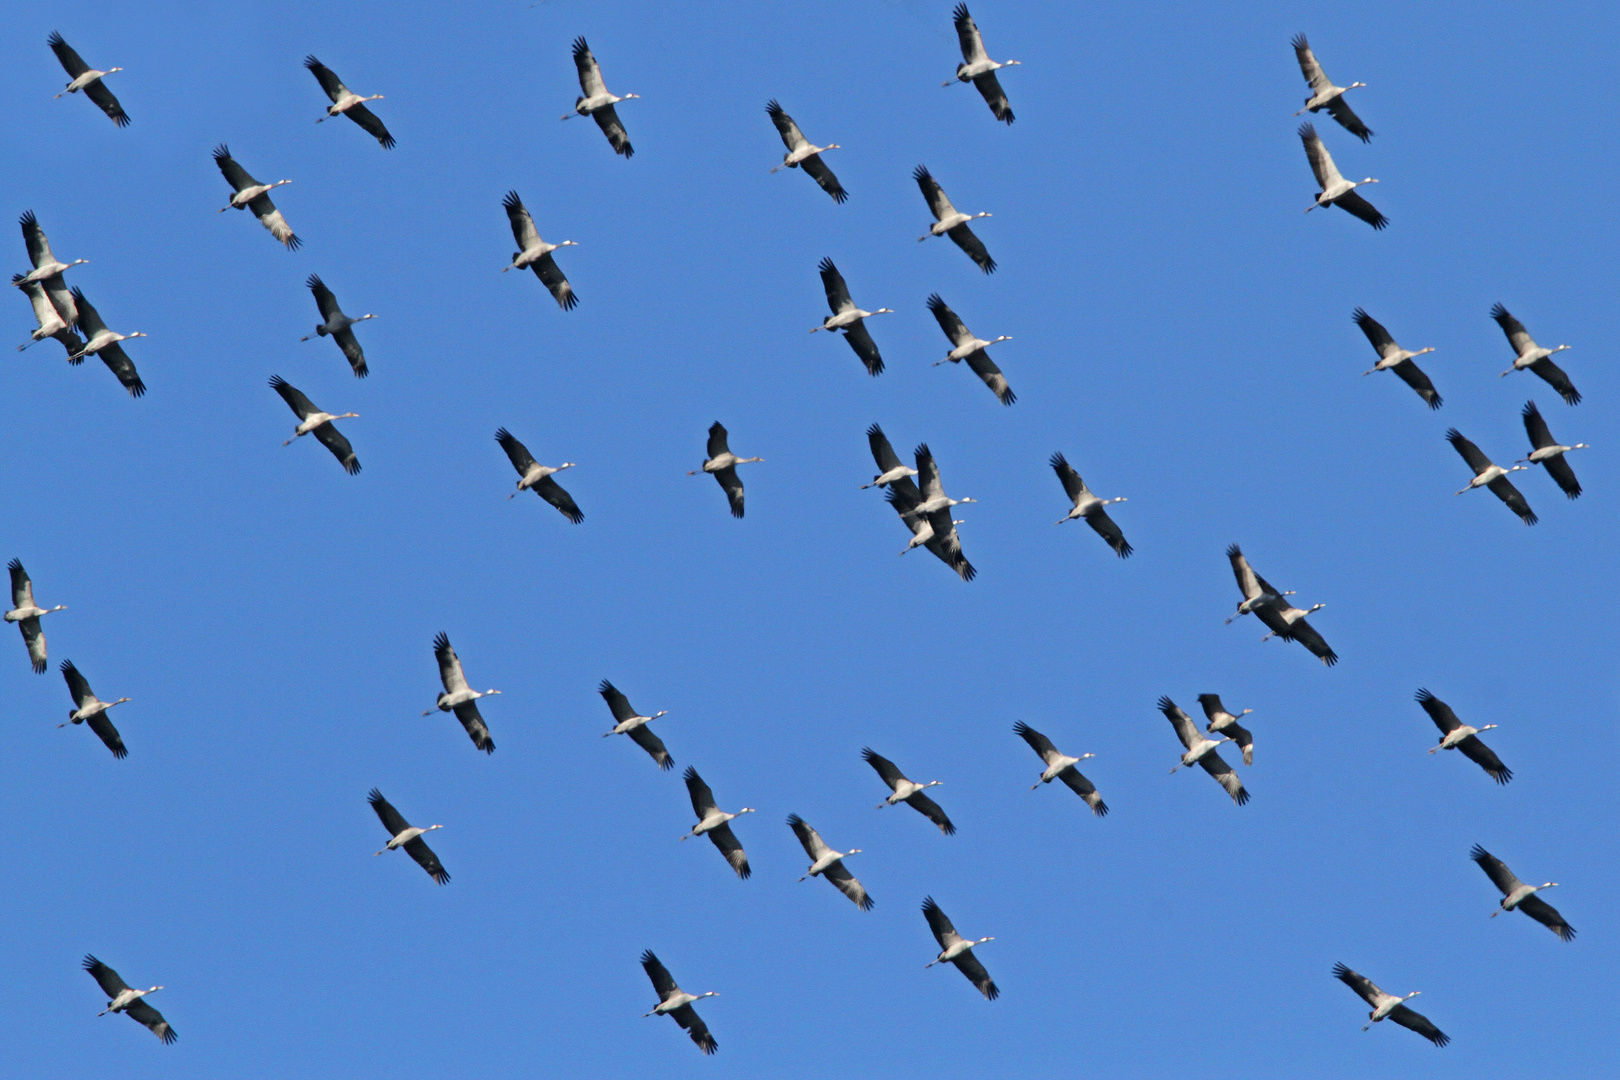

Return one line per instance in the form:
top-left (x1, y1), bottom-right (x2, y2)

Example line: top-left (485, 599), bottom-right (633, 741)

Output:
top-left (3, 2), bottom-right (1615, 1076)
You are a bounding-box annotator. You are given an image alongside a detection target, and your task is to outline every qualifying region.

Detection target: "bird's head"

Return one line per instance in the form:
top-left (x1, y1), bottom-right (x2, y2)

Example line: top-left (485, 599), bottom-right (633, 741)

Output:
top-left (1077, 752), bottom-right (1096, 761)
top-left (1358, 177), bottom-right (1380, 186)
top-left (1477, 723), bottom-right (1499, 733)
top-left (622, 92), bottom-right (641, 100)
top-left (107, 67), bottom-right (125, 75)
top-left (1347, 80), bottom-right (1365, 89)
top-left (558, 462), bottom-right (577, 470)
top-left (736, 807), bottom-right (757, 815)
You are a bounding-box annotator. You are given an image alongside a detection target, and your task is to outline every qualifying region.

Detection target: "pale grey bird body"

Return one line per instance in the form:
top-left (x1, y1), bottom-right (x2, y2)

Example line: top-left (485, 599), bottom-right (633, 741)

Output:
top-left (688, 422), bottom-right (761, 519)
top-left (305, 56), bottom-right (393, 147)
top-left (368, 788), bottom-right (449, 883)
top-left (787, 814), bottom-right (872, 909)
top-left (681, 767), bottom-right (754, 879)
top-left (13, 274), bottom-right (84, 356)
top-left (1517, 400), bottom-right (1586, 499)
top-left (812, 259), bottom-right (888, 375)
top-left (1333, 963), bottom-right (1448, 1046)
top-left (6, 559), bottom-right (65, 673)
top-left (1014, 721), bottom-right (1107, 815)
top-left (599, 679), bottom-right (673, 769)
top-left (1291, 34), bottom-right (1370, 140)
top-left (767, 101), bottom-right (846, 202)
top-left (1417, 689), bottom-right (1510, 784)
top-left (927, 294), bottom-right (1013, 404)
top-left (1197, 693), bottom-right (1253, 766)
top-left (1299, 123), bottom-right (1385, 228)
top-left (1160, 696), bottom-right (1248, 804)
top-left (1470, 844), bottom-right (1573, 940)
top-left (922, 896), bottom-right (998, 999)
top-left (59, 659), bottom-right (130, 758)
top-left (1491, 304), bottom-right (1579, 404)
top-left (83, 956), bottom-right (173, 1043)
top-left (914, 166), bottom-right (997, 273)
top-left (1050, 452), bottom-right (1130, 556)
top-left (945, 5), bottom-right (1019, 123)
top-left (1353, 308), bottom-right (1438, 408)
top-left (565, 37), bottom-right (637, 157)
top-left (1446, 428), bottom-right (1535, 525)
top-left (270, 376), bottom-right (360, 474)
top-left (501, 191), bottom-right (578, 310)
top-left (300, 275), bottom-right (374, 377)
top-left (495, 427), bottom-right (582, 522)
top-left (423, 632), bottom-right (497, 753)
top-left (213, 145), bottom-right (299, 249)
top-left (48, 34), bottom-right (128, 126)
top-left (66, 287), bottom-right (146, 397)
top-left (862, 425), bottom-right (918, 489)
top-left (640, 951), bottom-right (718, 1054)
top-left (863, 748), bottom-right (954, 834)
top-left (15, 211), bottom-right (88, 288)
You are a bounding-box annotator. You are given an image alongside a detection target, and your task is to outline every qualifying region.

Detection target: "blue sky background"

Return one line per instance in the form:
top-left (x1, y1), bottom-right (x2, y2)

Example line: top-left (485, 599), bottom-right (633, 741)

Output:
top-left (2, 1), bottom-right (1615, 1076)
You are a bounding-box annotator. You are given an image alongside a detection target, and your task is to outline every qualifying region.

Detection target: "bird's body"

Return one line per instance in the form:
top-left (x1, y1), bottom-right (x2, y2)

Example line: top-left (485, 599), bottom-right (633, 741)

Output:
top-left (1470, 844), bottom-right (1573, 940)
top-left (83, 956), bottom-right (173, 1043)
top-left (886, 472), bottom-right (975, 580)
top-left (1160, 697), bottom-right (1248, 805)
top-left (15, 211), bottom-right (88, 289)
top-left (1014, 721), bottom-right (1108, 815)
top-left (639, 951), bottom-right (718, 1054)
top-left (922, 896), bottom-right (998, 999)
top-left (1446, 428), bottom-right (1534, 525)
top-left (681, 768), bottom-right (753, 879)
top-left (927, 293), bottom-right (1014, 404)
top-left (1333, 963), bottom-right (1448, 1046)
top-left (270, 376), bottom-right (360, 474)
top-left (767, 101), bottom-right (846, 202)
top-left (862, 425), bottom-right (917, 489)
top-left (213, 145), bottom-right (299, 249)
top-left (305, 56), bottom-right (393, 147)
top-left (812, 259), bottom-right (889, 375)
top-left (300, 275), bottom-right (374, 377)
top-left (13, 274), bottom-right (85, 356)
top-left (66, 287), bottom-right (146, 397)
top-left (786, 814), bottom-right (872, 909)
top-left (863, 748), bottom-right (955, 834)
top-left (1518, 400), bottom-right (1586, 499)
top-left (48, 34), bottom-right (128, 126)
top-left (945, 5), bottom-right (1019, 123)
top-left (688, 422), bottom-right (761, 519)
top-left (1353, 308), bottom-right (1439, 408)
top-left (59, 660), bottom-right (130, 758)
top-left (565, 38), bottom-right (637, 157)
top-left (1491, 304), bottom-right (1579, 405)
top-left (423, 632), bottom-right (498, 753)
top-left (1299, 123), bottom-right (1386, 229)
top-left (1049, 452), bottom-right (1130, 556)
top-left (368, 788), bottom-right (449, 883)
top-left (1291, 34), bottom-right (1370, 140)
top-left (495, 427), bottom-right (582, 522)
top-left (1197, 694), bottom-right (1254, 766)
top-left (914, 166), bottom-right (997, 273)
top-left (501, 191), bottom-right (578, 310)
top-left (1417, 689), bottom-right (1511, 784)
top-left (1226, 545), bottom-right (1337, 665)
top-left (599, 679), bottom-right (673, 769)
top-left (6, 560), bottom-right (65, 673)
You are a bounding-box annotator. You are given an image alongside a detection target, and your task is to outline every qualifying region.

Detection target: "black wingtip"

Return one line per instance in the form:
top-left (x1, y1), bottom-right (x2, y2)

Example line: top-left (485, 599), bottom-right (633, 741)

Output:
top-left (682, 765), bottom-right (698, 781)
top-left (126, 379), bottom-right (147, 399)
top-left (1469, 843), bottom-right (1489, 862)
top-left (785, 812), bottom-right (804, 828)
top-left (502, 190), bottom-right (522, 211)
top-left (572, 36), bottom-right (589, 56)
top-left (1444, 427), bottom-right (1464, 445)
top-left (856, 894), bottom-right (875, 911)
top-left (912, 164), bottom-right (931, 182)
top-left (82, 953), bottom-right (100, 970)
top-left (658, 755), bottom-right (674, 771)
top-left (1490, 302), bottom-right (1509, 321)
top-left (303, 55), bottom-right (321, 70)
top-left (367, 787), bottom-right (385, 804)
top-left (953, 3), bottom-right (971, 22)
top-left (1225, 542), bottom-right (1241, 558)
top-left (48, 31), bottom-right (65, 47)
top-left (925, 293), bottom-right (946, 311)
top-left (1297, 121), bottom-right (1317, 140)
top-left (433, 631), bottom-right (450, 652)
top-left (765, 99), bottom-right (782, 115)
top-left (212, 143), bottom-right (231, 161)
top-left (158, 1026), bottom-right (178, 1044)
top-left (818, 256), bottom-right (835, 274)
top-left (1156, 694), bottom-right (1176, 712)
top-left (1291, 32), bottom-right (1308, 49)
top-left (305, 273), bottom-right (323, 290)
top-left (1414, 687), bottom-right (1435, 704)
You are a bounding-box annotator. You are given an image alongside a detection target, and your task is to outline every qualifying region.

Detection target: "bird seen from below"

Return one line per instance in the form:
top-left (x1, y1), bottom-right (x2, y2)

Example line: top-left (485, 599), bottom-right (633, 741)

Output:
top-left (1197, 694), bottom-right (1254, 766)
top-left (368, 788), bottom-right (449, 884)
top-left (6, 559), bottom-right (65, 673)
top-left (14, 274), bottom-right (85, 356)
top-left (270, 376), bottom-right (360, 474)
top-left (48, 32), bottom-right (128, 126)
top-left (688, 422), bottom-right (762, 519)
top-left (1014, 721), bottom-right (1107, 815)
top-left (58, 659), bottom-right (130, 758)
top-left (767, 101), bottom-right (845, 202)
top-left (66, 288), bottom-right (146, 397)
top-left (786, 814), bottom-right (872, 910)
top-left (915, 166), bottom-right (997, 272)
top-left (863, 747), bottom-right (955, 835)
top-left (927, 293), bottom-right (1014, 404)
top-left (304, 55), bottom-right (393, 147)
top-left (680, 767), bottom-right (754, 879)
top-left (922, 896), bottom-right (999, 999)
top-left (862, 425), bottom-right (917, 489)
top-left (639, 950), bottom-right (718, 1055)
top-left (82, 956), bottom-right (173, 1043)
top-left (15, 210), bottom-right (88, 288)
top-left (598, 679), bottom-right (673, 769)
top-left (495, 427), bottom-right (582, 522)
top-left (1225, 544), bottom-right (1337, 666)
top-left (886, 482), bottom-right (976, 579)
top-left (1299, 123), bottom-right (1386, 229)
top-left (423, 632), bottom-right (498, 754)
top-left (811, 258), bottom-right (890, 376)
top-left (1491, 303), bottom-right (1579, 405)
top-left (1416, 688), bottom-right (1511, 785)
top-left (1353, 307), bottom-right (1439, 408)
top-left (564, 37), bottom-right (637, 157)
top-left (945, 4), bottom-right (1019, 123)
top-left (1050, 452), bottom-right (1130, 556)
top-left (1446, 428), bottom-right (1535, 525)
top-left (1332, 963), bottom-right (1449, 1047)
top-left (1159, 696), bottom-right (1248, 805)
top-left (501, 190), bottom-right (578, 310)
top-left (1518, 400), bottom-right (1586, 499)
top-left (1291, 34), bottom-right (1370, 140)
top-left (213, 145), bottom-right (299, 249)
top-left (1470, 844), bottom-right (1574, 941)
top-left (300, 275), bottom-right (375, 377)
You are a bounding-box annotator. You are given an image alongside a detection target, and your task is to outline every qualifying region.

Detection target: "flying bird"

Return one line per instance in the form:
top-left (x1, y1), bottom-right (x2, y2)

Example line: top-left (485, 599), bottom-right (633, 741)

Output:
top-left (1332, 963), bottom-right (1448, 1047)
top-left (1446, 428), bottom-right (1534, 525)
top-left (368, 788), bottom-right (449, 884)
top-left (15, 210), bottom-right (88, 288)
top-left (270, 376), bottom-right (360, 474)
top-left (1416, 688), bottom-right (1511, 785)
top-left (58, 659), bottom-right (130, 758)
top-left (305, 56), bottom-right (393, 147)
top-left (82, 956), bottom-right (173, 1043)
top-left (599, 680), bottom-right (673, 769)
top-left (1196, 694), bottom-right (1254, 766)
top-left (48, 33), bottom-right (128, 126)
top-left (863, 748), bottom-right (954, 835)
top-left (1159, 696), bottom-right (1248, 805)
top-left (787, 814), bottom-right (872, 910)
top-left (423, 633), bottom-right (498, 753)
top-left (886, 477), bottom-right (975, 581)
top-left (922, 896), bottom-right (998, 999)
top-left (861, 424), bottom-right (917, 489)
top-left (944, 5), bottom-right (1019, 123)
top-left (767, 101), bottom-right (845, 202)
top-left (639, 951), bottom-right (718, 1054)
top-left (13, 275), bottom-right (84, 356)
top-left (495, 427), bottom-right (582, 522)
top-left (1225, 545), bottom-right (1337, 666)
top-left (300, 275), bottom-right (374, 377)
top-left (501, 191), bottom-right (578, 310)
top-left (1491, 304), bottom-right (1579, 405)
top-left (927, 294), bottom-right (1014, 404)
top-left (1014, 721), bottom-right (1107, 815)
top-left (1518, 401), bottom-right (1586, 499)
top-left (1470, 844), bottom-right (1573, 941)
top-left (688, 422), bottom-right (762, 519)
top-left (811, 258), bottom-right (890, 375)
top-left (213, 145), bottom-right (299, 249)
top-left (66, 288), bottom-right (146, 397)
top-left (1353, 308), bottom-right (1439, 408)
top-left (564, 37), bottom-right (637, 157)
top-left (1050, 452), bottom-right (1130, 556)
top-left (1291, 34), bottom-right (1370, 140)
top-left (6, 559), bottom-right (65, 673)
top-left (1299, 123), bottom-right (1386, 229)
top-left (680, 767), bottom-right (754, 879)
top-left (914, 166), bottom-right (997, 273)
